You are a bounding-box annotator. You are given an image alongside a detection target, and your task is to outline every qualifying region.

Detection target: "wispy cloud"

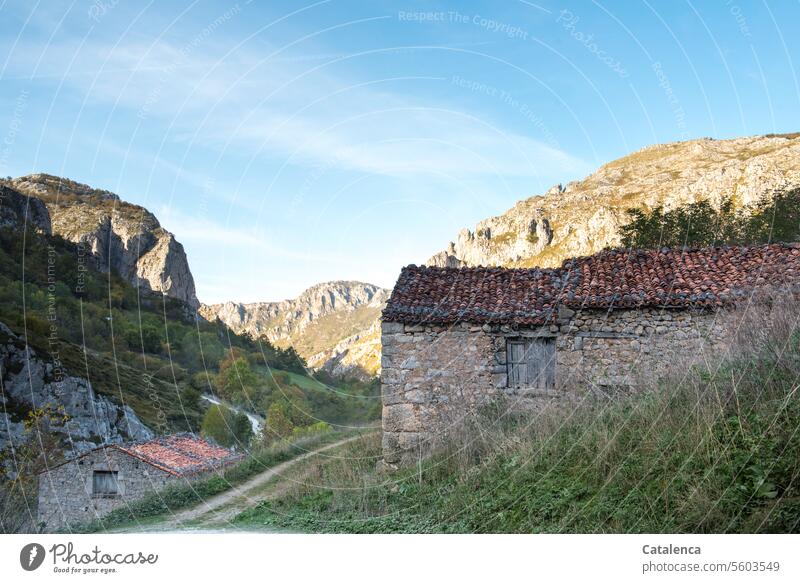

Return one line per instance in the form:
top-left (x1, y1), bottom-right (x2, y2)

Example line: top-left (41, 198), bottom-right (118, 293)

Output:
top-left (2, 36), bottom-right (587, 178)
top-left (156, 205), bottom-right (337, 263)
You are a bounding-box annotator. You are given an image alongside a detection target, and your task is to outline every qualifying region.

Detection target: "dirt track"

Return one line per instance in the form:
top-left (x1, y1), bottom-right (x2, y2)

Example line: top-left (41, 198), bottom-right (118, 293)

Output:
top-left (119, 433), bottom-right (368, 532)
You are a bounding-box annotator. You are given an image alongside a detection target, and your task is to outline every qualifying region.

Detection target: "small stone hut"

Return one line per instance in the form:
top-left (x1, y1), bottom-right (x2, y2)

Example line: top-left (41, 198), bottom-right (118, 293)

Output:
top-left (380, 243), bottom-right (800, 467)
top-left (38, 433), bottom-right (242, 531)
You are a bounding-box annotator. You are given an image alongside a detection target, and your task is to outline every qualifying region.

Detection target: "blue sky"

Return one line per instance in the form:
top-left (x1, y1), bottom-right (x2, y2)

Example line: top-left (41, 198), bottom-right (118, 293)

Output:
top-left (1, 0), bottom-right (798, 303)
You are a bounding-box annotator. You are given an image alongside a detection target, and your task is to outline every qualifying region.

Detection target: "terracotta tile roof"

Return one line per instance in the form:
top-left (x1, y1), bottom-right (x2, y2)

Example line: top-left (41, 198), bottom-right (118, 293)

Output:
top-left (117, 433), bottom-right (243, 477)
top-left (383, 243), bottom-right (800, 326)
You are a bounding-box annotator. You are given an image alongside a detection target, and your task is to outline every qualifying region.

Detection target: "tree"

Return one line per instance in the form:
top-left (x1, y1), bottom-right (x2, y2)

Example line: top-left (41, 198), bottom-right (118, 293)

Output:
top-left (265, 402), bottom-right (294, 442)
top-left (0, 407), bottom-right (65, 533)
top-left (200, 404), bottom-right (252, 449)
top-left (125, 324), bottom-right (162, 354)
top-left (618, 189), bottom-right (800, 250)
top-left (179, 331), bottom-right (225, 372)
top-left (214, 356), bottom-right (258, 400)
top-left (180, 385), bottom-right (201, 410)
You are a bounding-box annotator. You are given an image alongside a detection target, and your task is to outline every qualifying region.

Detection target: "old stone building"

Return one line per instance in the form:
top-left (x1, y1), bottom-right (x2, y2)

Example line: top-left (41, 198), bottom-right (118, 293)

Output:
top-left (380, 243), bottom-right (800, 467)
top-left (38, 433), bottom-right (242, 531)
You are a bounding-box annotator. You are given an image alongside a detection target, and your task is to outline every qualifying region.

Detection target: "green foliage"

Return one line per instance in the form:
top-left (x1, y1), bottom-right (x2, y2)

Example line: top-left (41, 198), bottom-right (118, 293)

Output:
top-left (0, 226), bottom-right (376, 438)
top-left (214, 355), bottom-right (259, 400)
top-left (0, 407), bottom-right (65, 533)
top-left (200, 405), bottom-right (253, 449)
top-left (265, 402), bottom-right (295, 441)
top-left (292, 421), bottom-right (331, 438)
top-left (619, 188), bottom-right (800, 249)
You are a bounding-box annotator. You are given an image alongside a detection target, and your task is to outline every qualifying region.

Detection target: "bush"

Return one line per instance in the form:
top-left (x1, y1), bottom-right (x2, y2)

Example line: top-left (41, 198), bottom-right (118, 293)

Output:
top-left (201, 405), bottom-right (253, 449)
top-left (292, 421), bottom-right (331, 438)
top-left (619, 188), bottom-right (800, 249)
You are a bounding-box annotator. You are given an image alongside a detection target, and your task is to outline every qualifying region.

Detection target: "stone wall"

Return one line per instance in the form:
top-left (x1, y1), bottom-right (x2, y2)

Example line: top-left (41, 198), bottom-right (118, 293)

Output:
top-left (37, 447), bottom-right (176, 532)
top-left (380, 321), bottom-right (497, 467)
top-left (554, 307), bottom-right (730, 390)
top-left (380, 306), bottom-right (730, 467)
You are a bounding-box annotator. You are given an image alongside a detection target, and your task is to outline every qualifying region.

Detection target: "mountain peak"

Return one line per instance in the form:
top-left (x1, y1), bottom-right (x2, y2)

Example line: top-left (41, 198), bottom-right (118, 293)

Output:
top-left (12, 173), bottom-right (122, 202)
top-left (200, 280), bottom-right (390, 380)
top-left (6, 174), bottom-right (198, 309)
top-left (428, 133), bottom-right (800, 269)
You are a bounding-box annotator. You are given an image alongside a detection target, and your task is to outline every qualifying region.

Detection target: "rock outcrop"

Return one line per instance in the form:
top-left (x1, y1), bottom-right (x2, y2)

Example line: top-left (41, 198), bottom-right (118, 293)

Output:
top-left (308, 319), bottom-right (382, 380)
top-left (0, 184), bottom-right (51, 234)
top-left (0, 322), bottom-right (153, 458)
top-left (201, 281), bottom-right (390, 380)
top-left (6, 174), bottom-right (198, 309)
top-left (428, 134), bottom-right (800, 269)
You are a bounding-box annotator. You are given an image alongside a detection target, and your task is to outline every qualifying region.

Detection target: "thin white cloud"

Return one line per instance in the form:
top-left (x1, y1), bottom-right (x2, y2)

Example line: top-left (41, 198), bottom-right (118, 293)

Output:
top-left (3, 36), bottom-right (588, 179)
top-left (155, 205), bottom-right (337, 263)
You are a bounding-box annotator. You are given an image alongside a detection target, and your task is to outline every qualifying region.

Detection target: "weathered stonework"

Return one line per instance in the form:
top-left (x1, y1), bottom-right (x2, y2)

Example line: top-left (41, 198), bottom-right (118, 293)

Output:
top-left (380, 306), bottom-right (730, 467)
top-left (37, 447), bottom-right (177, 532)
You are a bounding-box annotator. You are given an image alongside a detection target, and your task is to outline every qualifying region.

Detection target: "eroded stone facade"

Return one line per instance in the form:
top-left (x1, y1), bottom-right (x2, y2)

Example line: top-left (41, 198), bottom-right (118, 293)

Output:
top-left (37, 447), bottom-right (177, 532)
top-left (381, 306), bottom-right (730, 467)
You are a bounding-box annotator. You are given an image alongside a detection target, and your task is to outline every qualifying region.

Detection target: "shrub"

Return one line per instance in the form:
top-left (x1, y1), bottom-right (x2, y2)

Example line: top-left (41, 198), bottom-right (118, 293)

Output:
top-left (619, 188), bottom-right (800, 249)
top-left (201, 405), bottom-right (252, 449)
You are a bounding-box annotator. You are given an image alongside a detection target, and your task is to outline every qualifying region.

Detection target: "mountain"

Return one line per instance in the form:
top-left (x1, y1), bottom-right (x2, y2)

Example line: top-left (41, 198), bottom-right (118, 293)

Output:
top-left (200, 281), bottom-right (390, 380)
top-left (428, 134), bottom-right (800, 269)
top-left (4, 174), bottom-right (198, 309)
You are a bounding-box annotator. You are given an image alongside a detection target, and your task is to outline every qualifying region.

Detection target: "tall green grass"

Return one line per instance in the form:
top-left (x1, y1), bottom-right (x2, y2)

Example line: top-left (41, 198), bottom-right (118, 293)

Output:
top-left (236, 300), bottom-right (800, 533)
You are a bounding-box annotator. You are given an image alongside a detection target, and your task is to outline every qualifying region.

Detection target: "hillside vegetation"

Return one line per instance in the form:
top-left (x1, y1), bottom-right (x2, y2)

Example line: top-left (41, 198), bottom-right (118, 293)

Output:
top-left (0, 225), bottom-right (378, 441)
top-left (617, 188), bottom-right (800, 249)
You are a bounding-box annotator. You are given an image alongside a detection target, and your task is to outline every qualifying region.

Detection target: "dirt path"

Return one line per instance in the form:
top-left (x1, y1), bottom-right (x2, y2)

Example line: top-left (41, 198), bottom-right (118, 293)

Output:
top-left (120, 433), bottom-right (369, 532)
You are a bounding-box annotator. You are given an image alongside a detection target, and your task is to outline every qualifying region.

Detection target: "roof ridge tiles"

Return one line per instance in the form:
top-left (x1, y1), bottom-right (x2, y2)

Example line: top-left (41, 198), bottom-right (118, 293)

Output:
top-left (383, 243), bottom-right (800, 326)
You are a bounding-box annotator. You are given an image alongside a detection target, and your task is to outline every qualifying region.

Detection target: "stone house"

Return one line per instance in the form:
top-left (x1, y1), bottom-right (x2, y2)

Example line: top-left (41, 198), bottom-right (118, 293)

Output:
top-left (38, 433), bottom-right (242, 531)
top-left (380, 244), bottom-right (800, 467)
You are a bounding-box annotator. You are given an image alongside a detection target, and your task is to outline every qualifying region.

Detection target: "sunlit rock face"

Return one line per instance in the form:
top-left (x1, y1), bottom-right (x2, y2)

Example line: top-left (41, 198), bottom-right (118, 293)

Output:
top-left (9, 174), bottom-right (199, 310)
top-left (428, 134), bottom-right (800, 269)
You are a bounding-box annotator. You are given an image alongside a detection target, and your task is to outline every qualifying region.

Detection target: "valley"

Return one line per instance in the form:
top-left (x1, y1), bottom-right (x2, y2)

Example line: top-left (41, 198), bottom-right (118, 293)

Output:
top-left (3, 132), bottom-right (800, 534)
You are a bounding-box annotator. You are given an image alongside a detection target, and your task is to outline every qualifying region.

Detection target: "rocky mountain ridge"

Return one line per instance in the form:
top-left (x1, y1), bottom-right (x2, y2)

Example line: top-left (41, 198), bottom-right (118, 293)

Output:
top-left (3, 174), bottom-right (198, 309)
top-left (200, 281), bottom-right (390, 380)
top-left (428, 134), bottom-right (800, 269)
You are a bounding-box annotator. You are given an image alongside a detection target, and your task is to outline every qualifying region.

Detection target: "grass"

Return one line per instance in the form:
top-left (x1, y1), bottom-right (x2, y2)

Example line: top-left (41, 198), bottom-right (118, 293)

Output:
top-left (235, 301), bottom-right (800, 534)
top-left (63, 430), bottom-right (353, 533)
top-left (283, 371), bottom-right (333, 392)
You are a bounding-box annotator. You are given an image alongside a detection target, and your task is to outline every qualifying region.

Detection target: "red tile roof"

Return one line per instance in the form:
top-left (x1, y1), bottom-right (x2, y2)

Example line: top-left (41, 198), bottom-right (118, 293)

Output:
top-left (117, 434), bottom-right (242, 477)
top-left (383, 244), bottom-right (800, 326)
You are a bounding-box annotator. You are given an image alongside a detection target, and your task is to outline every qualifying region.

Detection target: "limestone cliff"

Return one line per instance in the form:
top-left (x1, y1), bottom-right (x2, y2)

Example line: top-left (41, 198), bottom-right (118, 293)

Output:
top-left (428, 134), bottom-right (800, 268)
top-left (0, 322), bottom-right (153, 458)
top-left (0, 185), bottom-right (51, 233)
top-left (6, 174), bottom-right (198, 309)
top-left (200, 281), bottom-right (389, 380)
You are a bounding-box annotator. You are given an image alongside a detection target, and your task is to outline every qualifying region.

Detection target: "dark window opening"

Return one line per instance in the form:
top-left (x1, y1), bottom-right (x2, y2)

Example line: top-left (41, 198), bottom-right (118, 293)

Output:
top-left (507, 337), bottom-right (555, 391)
top-left (92, 470), bottom-right (119, 497)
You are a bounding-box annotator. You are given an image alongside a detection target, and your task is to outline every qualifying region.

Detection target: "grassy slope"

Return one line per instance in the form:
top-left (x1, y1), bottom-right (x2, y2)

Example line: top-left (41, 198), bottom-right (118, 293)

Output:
top-left (0, 224), bottom-right (373, 436)
top-left (236, 313), bottom-right (800, 533)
